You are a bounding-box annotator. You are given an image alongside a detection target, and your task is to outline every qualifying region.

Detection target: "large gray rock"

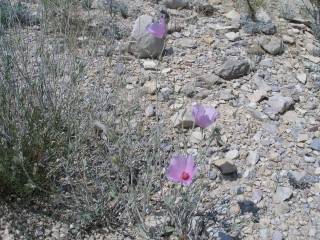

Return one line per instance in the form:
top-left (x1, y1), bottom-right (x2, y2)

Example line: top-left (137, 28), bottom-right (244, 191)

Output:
top-left (260, 37), bottom-right (284, 55)
top-left (265, 94), bottom-right (294, 115)
top-left (128, 15), bottom-right (165, 58)
top-left (216, 59), bottom-right (251, 80)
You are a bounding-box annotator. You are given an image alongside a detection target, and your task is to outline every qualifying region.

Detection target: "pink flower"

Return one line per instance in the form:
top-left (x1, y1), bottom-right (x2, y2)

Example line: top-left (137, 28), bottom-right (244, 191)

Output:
top-left (192, 104), bottom-right (220, 129)
top-left (147, 16), bottom-right (167, 39)
top-left (166, 155), bottom-right (197, 186)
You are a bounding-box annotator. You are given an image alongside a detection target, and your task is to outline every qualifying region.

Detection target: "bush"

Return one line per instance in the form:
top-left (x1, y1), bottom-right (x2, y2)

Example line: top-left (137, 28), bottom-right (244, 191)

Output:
top-left (0, 1), bottom-right (38, 29)
top-left (0, 1), bottom-right (88, 195)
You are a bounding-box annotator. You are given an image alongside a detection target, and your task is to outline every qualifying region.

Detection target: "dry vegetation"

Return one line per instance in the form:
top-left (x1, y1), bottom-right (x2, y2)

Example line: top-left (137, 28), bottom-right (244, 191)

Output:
top-left (1, 0), bottom-right (320, 239)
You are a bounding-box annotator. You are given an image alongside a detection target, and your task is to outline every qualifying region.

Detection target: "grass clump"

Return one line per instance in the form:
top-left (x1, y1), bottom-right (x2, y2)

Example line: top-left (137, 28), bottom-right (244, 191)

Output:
top-left (0, 1), bottom-right (38, 29)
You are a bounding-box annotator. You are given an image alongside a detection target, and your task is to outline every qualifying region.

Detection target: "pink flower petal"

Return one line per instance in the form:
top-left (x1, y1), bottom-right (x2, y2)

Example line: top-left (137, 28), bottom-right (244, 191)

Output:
top-left (147, 17), bottom-right (167, 39)
top-left (166, 154), bottom-right (197, 185)
top-left (192, 104), bottom-right (219, 128)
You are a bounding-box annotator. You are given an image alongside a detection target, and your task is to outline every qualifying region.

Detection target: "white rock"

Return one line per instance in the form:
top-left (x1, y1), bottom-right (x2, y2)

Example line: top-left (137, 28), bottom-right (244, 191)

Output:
top-left (142, 60), bottom-right (157, 70)
top-left (296, 72), bottom-right (307, 84)
top-left (247, 150), bottom-right (260, 165)
top-left (225, 32), bottom-right (240, 42)
top-left (224, 10), bottom-right (240, 22)
top-left (225, 149), bottom-right (239, 160)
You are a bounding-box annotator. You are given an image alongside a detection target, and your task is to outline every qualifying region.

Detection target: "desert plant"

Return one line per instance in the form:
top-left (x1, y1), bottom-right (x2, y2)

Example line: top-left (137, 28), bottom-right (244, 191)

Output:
top-left (304, 0), bottom-right (320, 40)
top-left (0, 1), bottom-right (38, 29)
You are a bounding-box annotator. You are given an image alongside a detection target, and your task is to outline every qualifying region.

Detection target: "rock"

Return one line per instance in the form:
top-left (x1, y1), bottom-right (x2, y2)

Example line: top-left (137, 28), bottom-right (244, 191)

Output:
top-left (273, 186), bottom-right (293, 203)
top-left (272, 231), bottom-right (283, 240)
top-left (128, 15), bottom-right (165, 58)
top-left (216, 59), bottom-right (250, 80)
top-left (248, 90), bottom-right (267, 103)
top-left (224, 10), bottom-right (240, 22)
top-left (287, 171), bottom-right (309, 189)
top-left (240, 14), bottom-right (276, 35)
top-left (209, 169), bottom-right (218, 180)
top-left (93, 121), bottom-right (107, 136)
top-left (304, 156), bottom-right (316, 163)
top-left (260, 58), bottom-right (273, 68)
top-left (225, 149), bottom-right (239, 160)
top-left (265, 94), bottom-right (294, 115)
top-left (171, 107), bottom-right (195, 129)
top-left (247, 151), bottom-right (260, 165)
top-left (144, 81), bottom-right (157, 95)
top-left (274, 203), bottom-right (290, 215)
top-left (214, 159), bottom-right (237, 174)
top-left (225, 32), bottom-right (240, 42)
top-left (142, 60), bottom-right (157, 70)
top-left (208, 0), bottom-right (221, 4)
top-left (252, 189), bottom-right (263, 203)
top-left (202, 36), bottom-right (215, 45)
top-left (219, 89), bottom-right (234, 101)
top-left (190, 128), bottom-right (203, 144)
top-left (296, 72), bottom-right (307, 84)
top-left (283, 35), bottom-right (295, 44)
top-left (260, 37), bottom-right (284, 55)
top-left (181, 83), bottom-right (195, 97)
top-left (163, 0), bottom-right (189, 9)
top-left (175, 38), bottom-right (197, 49)
top-left (310, 138), bottom-right (320, 151)
top-left (259, 228), bottom-right (270, 240)
top-left (302, 54), bottom-right (320, 64)
top-left (145, 105), bottom-right (155, 117)
top-left (315, 167), bottom-right (320, 176)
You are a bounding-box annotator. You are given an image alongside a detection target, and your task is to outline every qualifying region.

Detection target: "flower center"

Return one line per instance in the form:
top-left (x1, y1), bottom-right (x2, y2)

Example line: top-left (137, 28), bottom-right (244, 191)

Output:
top-left (181, 171), bottom-right (190, 181)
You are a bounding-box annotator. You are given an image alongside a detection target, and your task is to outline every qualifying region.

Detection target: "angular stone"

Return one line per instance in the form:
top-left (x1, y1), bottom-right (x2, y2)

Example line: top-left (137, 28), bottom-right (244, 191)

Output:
top-left (252, 189), bottom-right (263, 203)
top-left (144, 81), bottom-right (157, 95)
top-left (283, 35), bottom-right (295, 44)
top-left (190, 128), bottom-right (203, 144)
top-left (247, 150), bottom-right (260, 165)
top-left (260, 37), bottom-right (284, 55)
top-left (214, 159), bottom-right (237, 174)
top-left (142, 60), bottom-right (157, 70)
top-left (273, 186), bottom-right (293, 203)
top-left (171, 107), bottom-right (195, 129)
top-left (224, 10), bottom-right (240, 22)
top-left (248, 90), bottom-right (267, 103)
top-left (216, 59), bottom-right (250, 80)
top-left (225, 149), bottom-right (239, 160)
top-left (240, 14), bottom-right (276, 35)
top-left (225, 32), bottom-right (240, 42)
top-left (296, 72), bottom-right (307, 84)
top-left (266, 94), bottom-right (294, 115)
top-left (310, 138), bottom-right (320, 151)
top-left (272, 230), bottom-right (283, 240)
top-left (145, 105), bottom-right (155, 117)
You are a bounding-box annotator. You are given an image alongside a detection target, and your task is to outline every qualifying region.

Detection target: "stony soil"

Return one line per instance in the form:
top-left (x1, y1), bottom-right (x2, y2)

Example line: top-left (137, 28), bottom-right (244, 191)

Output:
top-left (1, 0), bottom-right (320, 239)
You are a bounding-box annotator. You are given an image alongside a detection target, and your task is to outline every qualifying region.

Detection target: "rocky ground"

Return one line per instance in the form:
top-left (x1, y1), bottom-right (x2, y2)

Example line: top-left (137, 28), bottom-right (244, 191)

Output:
top-left (1, 0), bottom-right (320, 239)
